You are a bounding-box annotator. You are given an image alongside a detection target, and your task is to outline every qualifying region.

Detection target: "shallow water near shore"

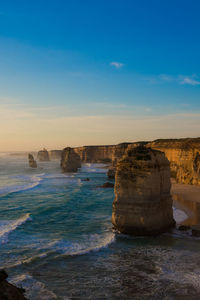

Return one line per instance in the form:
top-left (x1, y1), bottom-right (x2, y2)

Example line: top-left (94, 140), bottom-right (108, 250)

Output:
top-left (1, 154), bottom-right (200, 299)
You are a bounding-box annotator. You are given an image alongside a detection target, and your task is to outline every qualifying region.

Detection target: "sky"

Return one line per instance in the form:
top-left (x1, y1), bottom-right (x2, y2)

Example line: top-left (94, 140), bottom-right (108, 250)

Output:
top-left (0, 0), bottom-right (200, 151)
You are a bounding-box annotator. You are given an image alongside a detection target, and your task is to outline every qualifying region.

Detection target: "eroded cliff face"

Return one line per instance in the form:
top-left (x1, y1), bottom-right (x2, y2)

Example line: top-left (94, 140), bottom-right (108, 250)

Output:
top-left (112, 146), bottom-right (175, 235)
top-left (37, 148), bottom-right (50, 161)
top-left (148, 138), bottom-right (200, 185)
top-left (73, 145), bottom-right (114, 163)
top-left (49, 150), bottom-right (62, 160)
top-left (61, 147), bottom-right (81, 172)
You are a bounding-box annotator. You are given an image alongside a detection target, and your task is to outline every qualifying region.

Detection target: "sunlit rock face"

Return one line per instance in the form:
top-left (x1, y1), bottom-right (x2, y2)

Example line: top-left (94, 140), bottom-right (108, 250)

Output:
top-left (28, 154), bottom-right (37, 168)
top-left (148, 138), bottom-right (200, 185)
top-left (37, 148), bottom-right (50, 161)
top-left (112, 146), bottom-right (175, 235)
top-left (61, 147), bottom-right (81, 172)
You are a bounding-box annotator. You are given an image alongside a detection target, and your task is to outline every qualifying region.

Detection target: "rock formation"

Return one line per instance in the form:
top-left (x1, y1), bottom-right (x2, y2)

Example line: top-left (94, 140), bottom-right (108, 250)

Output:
top-left (107, 167), bottom-right (115, 179)
top-left (61, 147), bottom-right (81, 172)
top-left (0, 270), bottom-right (26, 300)
top-left (37, 148), bottom-right (50, 161)
top-left (28, 154), bottom-right (37, 168)
top-left (49, 150), bottom-right (62, 160)
top-left (148, 138), bottom-right (200, 185)
top-left (74, 145), bottom-right (114, 163)
top-left (112, 146), bottom-right (175, 235)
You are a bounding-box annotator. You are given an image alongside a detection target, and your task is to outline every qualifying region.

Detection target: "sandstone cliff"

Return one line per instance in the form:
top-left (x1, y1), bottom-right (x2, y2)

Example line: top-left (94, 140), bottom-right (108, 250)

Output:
top-left (49, 150), bottom-right (62, 160)
top-left (37, 148), bottom-right (50, 161)
top-left (61, 147), bottom-right (81, 172)
top-left (112, 146), bottom-right (175, 235)
top-left (28, 154), bottom-right (37, 168)
top-left (148, 138), bottom-right (200, 185)
top-left (74, 145), bottom-right (114, 163)
top-left (0, 270), bottom-right (26, 300)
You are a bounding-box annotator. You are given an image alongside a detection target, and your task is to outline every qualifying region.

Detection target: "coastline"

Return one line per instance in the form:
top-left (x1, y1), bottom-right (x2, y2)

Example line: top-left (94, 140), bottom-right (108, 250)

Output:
top-left (171, 179), bottom-right (200, 226)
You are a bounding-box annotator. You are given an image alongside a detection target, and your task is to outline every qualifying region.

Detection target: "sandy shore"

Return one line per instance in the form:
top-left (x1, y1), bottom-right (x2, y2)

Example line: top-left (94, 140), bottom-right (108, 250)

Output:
top-left (171, 179), bottom-right (200, 226)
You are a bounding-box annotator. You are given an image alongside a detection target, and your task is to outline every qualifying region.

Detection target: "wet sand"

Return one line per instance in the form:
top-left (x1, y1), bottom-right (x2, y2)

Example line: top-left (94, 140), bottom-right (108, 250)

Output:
top-left (171, 179), bottom-right (200, 226)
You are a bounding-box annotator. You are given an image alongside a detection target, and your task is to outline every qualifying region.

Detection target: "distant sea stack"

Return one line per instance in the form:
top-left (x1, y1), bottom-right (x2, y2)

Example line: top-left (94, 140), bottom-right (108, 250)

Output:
top-left (28, 154), bottom-right (37, 168)
top-left (37, 148), bottom-right (50, 161)
top-left (148, 138), bottom-right (200, 185)
top-left (112, 146), bottom-right (175, 235)
top-left (0, 270), bottom-right (26, 300)
top-left (61, 147), bottom-right (81, 172)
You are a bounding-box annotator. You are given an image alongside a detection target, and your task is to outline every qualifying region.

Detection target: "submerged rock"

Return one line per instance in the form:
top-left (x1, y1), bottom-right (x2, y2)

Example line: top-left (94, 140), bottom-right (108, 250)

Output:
top-left (112, 146), bottom-right (175, 235)
top-left (99, 182), bottom-right (114, 188)
top-left (28, 154), bottom-right (37, 168)
top-left (61, 147), bottom-right (81, 172)
top-left (37, 148), bottom-right (50, 161)
top-left (178, 225), bottom-right (190, 231)
top-left (81, 178), bottom-right (90, 181)
top-left (191, 225), bottom-right (200, 237)
top-left (0, 270), bottom-right (26, 300)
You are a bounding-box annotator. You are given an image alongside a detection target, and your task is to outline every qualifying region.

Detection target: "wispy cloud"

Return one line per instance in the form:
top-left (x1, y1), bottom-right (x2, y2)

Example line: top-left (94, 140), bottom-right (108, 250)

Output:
top-left (110, 62), bottom-right (124, 69)
top-left (144, 74), bottom-right (200, 86)
top-left (180, 76), bottom-right (200, 86)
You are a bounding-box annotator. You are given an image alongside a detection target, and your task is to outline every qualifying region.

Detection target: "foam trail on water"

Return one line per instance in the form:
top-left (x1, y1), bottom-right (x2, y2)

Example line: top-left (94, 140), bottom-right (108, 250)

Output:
top-left (0, 173), bottom-right (44, 197)
top-left (10, 274), bottom-right (58, 300)
top-left (0, 213), bottom-right (31, 244)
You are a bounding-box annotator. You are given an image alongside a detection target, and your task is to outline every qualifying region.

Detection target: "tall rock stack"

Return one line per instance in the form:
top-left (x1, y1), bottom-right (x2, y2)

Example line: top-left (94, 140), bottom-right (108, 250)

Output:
top-left (112, 146), bottom-right (175, 235)
top-left (37, 148), bottom-right (50, 161)
top-left (28, 154), bottom-right (37, 168)
top-left (61, 147), bottom-right (81, 172)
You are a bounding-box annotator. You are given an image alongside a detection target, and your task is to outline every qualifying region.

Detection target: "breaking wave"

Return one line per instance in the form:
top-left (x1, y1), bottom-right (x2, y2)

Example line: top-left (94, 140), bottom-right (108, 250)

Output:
top-left (0, 213), bottom-right (31, 244)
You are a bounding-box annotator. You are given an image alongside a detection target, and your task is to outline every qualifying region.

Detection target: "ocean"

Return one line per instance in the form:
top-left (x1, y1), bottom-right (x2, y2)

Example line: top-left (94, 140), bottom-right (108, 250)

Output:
top-left (0, 153), bottom-right (200, 300)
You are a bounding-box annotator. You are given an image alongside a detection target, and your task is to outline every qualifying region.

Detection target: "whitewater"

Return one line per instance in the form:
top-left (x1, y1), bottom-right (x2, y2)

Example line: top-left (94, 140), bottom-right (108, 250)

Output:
top-left (1, 153), bottom-right (200, 299)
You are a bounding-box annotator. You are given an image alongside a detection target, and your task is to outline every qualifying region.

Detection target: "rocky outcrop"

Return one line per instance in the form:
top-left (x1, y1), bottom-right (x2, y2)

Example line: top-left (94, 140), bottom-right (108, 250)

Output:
top-left (148, 138), bottom-right (200, 185)
top-left (49, 150), bottom-right (62, 160)
top-left (112, 146), bottom-right (175, 235)
top-left (0, 270), bottom-right (26, 300)
top-left (37, 148), bottom-right (50, 161)
top-left (107, 167), bottom-right (115, 179)
top-left (28, 154), bottom-right (37, 168)
top-left (61, 147), bottom-right (81, 172)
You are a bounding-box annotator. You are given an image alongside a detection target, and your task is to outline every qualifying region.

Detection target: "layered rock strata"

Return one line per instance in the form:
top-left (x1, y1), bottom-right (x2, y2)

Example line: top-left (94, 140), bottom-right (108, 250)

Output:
top-left (49, 150), bottom-right (62, 160)
top-left (148, 138), bottom-right (200, 185)
top-left (112, 146), bottom-right (175, 235)
top-left (0, 270), bottom-right (26, 300)
top-left (37, 148), bottom-right (50, 161)
top-left (61, 147), bottom-right (81, 172)
top-left (28, 154), bottom-right (37, 168)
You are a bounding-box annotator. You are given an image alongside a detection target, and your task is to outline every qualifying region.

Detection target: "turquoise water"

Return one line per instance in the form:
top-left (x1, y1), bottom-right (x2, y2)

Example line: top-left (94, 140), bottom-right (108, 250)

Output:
top-left (1, 153), bottom-right (200, 300)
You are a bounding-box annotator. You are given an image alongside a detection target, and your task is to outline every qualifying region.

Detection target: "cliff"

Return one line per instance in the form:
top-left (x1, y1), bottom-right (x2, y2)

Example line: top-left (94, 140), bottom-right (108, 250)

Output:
top-left (112, 146), bottom-right (175, 235)
top-left (61, 147), bottom-right (81, 172)
top-left (148, 138), bottom-right (200, 185)
top-left (0, 270), bottom-right (26, 300)
top-left (37, 148), bottom-right (50, 161)
top-left (49, 150), bottom-right (62, 160)
top-left (73, 145), bottom-right (114, 163)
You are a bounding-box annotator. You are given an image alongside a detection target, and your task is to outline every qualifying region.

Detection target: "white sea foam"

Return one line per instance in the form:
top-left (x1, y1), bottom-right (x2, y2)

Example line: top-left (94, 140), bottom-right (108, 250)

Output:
top-left (10, 274), bottom-right (58, 300)
top-left (0, 213), bottom-right (31, 244)
top-left (173, 207), bottom-right (188, 223)
top-left (0, 173), bottom-right (44, 197)
top-left (53, 232), bottom-right (115, 257)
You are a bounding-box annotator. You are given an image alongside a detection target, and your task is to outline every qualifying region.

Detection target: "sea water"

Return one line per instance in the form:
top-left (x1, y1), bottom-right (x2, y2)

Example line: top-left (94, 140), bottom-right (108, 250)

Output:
top-left (0, 153), bottom-right (200, 300)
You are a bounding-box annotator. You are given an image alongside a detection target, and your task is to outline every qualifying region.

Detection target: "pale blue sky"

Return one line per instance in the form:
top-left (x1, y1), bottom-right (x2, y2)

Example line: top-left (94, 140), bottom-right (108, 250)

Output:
top-left (0, 0), bottom-right (200, 150)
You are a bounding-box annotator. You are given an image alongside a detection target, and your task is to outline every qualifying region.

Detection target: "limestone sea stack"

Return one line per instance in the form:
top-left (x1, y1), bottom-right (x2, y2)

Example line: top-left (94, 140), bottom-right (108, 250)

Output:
top-left (0, 270), bottom-right (26, 300)
top-left (28, 154), bottom-right (37, 168)
top-left (37, 148), bottom-right (50, 161)
top-left (61, 147), bottom-right (81, 172)
top-left (112, 146), bottom-right (175, 235)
